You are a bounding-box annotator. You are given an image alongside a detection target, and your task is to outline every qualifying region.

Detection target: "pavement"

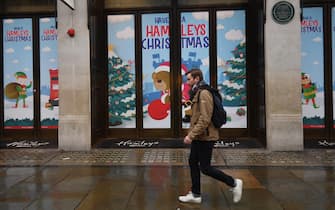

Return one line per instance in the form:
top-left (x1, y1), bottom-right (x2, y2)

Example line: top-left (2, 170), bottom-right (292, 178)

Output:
top-left (0, 148), bottom-right (335, 209)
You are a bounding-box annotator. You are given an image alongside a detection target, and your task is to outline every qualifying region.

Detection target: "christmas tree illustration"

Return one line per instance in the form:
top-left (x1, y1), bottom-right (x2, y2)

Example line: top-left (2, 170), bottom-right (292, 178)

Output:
top-left (219, 41), bottom-right (246, 107)
top-left (108, 51), bottom-right (136, 126)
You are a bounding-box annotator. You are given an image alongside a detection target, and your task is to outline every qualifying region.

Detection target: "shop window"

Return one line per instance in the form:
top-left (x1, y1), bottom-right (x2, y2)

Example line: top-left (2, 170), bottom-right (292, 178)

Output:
top-left (301, 7), bottom-right (325, 128)
top-left (216, 10), bottom-right (246, 128)
top-left (142, 13), bottom-right (171, 129)
top-left (40, 17), bottom-right (58, 128)
top-left (3, 18), bottom-right (34, 129)
top-left (180, 11), bottom-right (209, 128)
top-left (107, 14), bottom-right (136, 128)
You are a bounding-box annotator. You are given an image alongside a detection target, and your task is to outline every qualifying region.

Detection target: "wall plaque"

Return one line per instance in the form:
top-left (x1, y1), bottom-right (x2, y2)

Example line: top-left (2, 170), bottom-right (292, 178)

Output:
top-left (272, 1), bottom-right (295, 24)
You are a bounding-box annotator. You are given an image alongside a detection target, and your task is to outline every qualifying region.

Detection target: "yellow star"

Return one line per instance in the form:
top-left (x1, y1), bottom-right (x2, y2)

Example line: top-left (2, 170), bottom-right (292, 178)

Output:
top-left (108, 44), bottom-right (114, 52)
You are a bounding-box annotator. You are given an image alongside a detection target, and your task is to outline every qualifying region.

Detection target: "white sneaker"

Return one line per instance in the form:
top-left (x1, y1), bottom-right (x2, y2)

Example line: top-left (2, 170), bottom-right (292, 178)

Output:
top-left (178, 191), bottom-right (202, 203)
top-left (232, 179), bottom-right (243, 203)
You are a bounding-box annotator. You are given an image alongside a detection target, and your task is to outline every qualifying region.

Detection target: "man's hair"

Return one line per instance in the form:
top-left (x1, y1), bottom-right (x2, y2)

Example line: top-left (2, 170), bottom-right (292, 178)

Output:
top-left (186, 68), bottom-right (203, 81)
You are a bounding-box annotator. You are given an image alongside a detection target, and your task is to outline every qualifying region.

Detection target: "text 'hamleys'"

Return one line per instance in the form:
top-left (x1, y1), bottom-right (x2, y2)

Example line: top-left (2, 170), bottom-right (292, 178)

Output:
top-left (7, 30), bottom-right (30, 37)
top-left (146, 24), bottom-right (207, 37)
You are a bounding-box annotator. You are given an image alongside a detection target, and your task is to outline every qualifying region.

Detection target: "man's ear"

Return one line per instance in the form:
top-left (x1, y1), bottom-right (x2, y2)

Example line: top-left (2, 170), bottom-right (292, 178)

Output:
top-left (195, 76), bottom-right (200, 82)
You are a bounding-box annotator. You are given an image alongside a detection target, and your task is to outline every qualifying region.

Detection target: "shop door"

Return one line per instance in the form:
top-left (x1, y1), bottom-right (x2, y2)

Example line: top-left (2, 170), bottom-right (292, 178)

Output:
top-left (0, 16), bottom-right (58, 147)
top-left (104, 7), bottom-right (253, 142)
top-left (301, 4), bottom-right (335, 148)
top-left (106, 12), bottom-right (174, 138)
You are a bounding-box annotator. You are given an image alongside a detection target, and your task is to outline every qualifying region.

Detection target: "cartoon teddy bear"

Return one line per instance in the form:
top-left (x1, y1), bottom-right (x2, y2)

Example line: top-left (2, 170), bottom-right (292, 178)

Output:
top-left (148, 62), bottom-right (171, 120)
top-left (148, 62), bottom-right (191, 120)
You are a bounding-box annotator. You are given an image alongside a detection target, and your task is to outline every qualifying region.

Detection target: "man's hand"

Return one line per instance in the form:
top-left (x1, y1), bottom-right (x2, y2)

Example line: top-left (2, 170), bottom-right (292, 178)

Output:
top-left (184, 135), bottom-right (192, 144)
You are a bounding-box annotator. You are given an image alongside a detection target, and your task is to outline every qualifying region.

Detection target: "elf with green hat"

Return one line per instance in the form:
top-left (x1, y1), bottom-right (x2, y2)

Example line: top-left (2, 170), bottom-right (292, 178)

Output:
top-left (13, 71), bottom-right (32, 108)
top-left (301, 72), bottom-right (319, 109)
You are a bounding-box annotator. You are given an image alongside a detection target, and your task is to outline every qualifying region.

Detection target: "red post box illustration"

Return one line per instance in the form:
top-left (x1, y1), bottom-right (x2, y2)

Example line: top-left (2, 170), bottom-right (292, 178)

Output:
top-left (45, 69), bottom-right (59, 109)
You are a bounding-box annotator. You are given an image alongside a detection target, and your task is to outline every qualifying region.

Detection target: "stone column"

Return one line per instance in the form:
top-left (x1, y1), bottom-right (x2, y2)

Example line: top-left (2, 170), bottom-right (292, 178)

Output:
top-left (57, 0), bottom-right (91, 150)
top-left (265, 0), bottom-right (303, 151)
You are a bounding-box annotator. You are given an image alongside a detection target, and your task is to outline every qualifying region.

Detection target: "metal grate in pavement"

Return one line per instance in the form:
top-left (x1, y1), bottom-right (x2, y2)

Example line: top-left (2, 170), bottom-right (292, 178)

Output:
top-left (1, 148), bottom-right (335, 166)
top-left (221, 149), bottom-right (335, 166)
top-left (46, 149), bottom-right (227, 166)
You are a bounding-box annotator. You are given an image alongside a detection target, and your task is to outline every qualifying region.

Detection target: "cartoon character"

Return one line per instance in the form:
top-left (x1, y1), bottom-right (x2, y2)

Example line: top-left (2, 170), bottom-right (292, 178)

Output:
top-left (152, 61), bottom-right (170, 104)
top-left (5, 72), bottom-right (32, 108)
top-left (45, 69), bottom-right (59, 110)
top-left (301, 72), bottom-right (319, 109)
top-left (148, 62), bottom-right (193, 120)
top-left (181, 64), bottom-right (192, 122)
top-left (148, 62), bottom-right (171, 120)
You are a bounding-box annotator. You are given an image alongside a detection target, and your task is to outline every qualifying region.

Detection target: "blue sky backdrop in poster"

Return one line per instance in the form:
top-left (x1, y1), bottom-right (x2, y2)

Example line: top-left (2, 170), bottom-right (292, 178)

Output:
top-left (217, 10), bottom-right (245, 84)
top-left (142, 13), bottom-right (170, 88)
top-left (40, 17), bottom-right (59, 128)
top-left (107, 15), bottom-right (135, 67)
top-left (3, 18), bottom-right (34, 128)
top-left (40, 18), bottom-right (57, 87)
top-left (181, 12), bottom-right (209, 83)
top-left (301, 7), bottom-right (325, 128)
top-left (3, 19), bottom-right (33, 89)
top-left (216, 10), bottom-right (246, 128)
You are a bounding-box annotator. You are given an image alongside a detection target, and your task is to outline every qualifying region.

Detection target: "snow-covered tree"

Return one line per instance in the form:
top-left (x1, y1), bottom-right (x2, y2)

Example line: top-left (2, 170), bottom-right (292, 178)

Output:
top-left (108, 54), bottom-right (136, 126)
top-left (219, 42), bottom-right (246, 106)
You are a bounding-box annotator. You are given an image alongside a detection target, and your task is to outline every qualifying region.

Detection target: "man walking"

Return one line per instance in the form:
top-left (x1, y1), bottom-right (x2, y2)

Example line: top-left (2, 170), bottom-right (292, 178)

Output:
top-left (178, 69), bottom-right (243, 204)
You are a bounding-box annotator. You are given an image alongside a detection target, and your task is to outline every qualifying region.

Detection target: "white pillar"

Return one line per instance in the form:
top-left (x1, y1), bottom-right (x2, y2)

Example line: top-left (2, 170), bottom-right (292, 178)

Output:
top-left (265, 0), bottom-right (303, 151)
top-left (57, 0), bottom-right (91, 151)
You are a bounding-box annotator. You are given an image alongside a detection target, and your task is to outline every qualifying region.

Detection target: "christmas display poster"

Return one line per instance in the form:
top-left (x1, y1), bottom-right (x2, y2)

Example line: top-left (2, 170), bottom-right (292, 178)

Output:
top-left (107, 15), bottom-right (136, 128)
top-left (3, 18), bottom-right (34, 129)
top-left (216, 10), bottom-right (247, 128)
top-left (40, 17), bottom-right (59, 128)
top-left (301, 7), bottom-right (325, 128)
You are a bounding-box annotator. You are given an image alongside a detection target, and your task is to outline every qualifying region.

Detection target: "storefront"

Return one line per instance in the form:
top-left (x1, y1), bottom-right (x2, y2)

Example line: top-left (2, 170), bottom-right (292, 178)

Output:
top-left (1, 0), bottom-right (335, 150)
top-left (0, 0), bottom-right (58, 148)
top-left (90, 0), bottom-right (265, 148)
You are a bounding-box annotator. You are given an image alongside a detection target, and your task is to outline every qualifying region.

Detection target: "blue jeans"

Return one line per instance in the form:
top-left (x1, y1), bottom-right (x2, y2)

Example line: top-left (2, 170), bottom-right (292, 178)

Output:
top-left (189, 141), bottom-right (235, 195)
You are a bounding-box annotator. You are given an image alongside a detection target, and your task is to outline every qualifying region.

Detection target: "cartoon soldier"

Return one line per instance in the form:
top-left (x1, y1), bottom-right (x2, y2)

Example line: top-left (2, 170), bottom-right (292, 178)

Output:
top-left (5, 72), bottom-right (32, 108)
top-left (301, 72), bottom-right (319, 109)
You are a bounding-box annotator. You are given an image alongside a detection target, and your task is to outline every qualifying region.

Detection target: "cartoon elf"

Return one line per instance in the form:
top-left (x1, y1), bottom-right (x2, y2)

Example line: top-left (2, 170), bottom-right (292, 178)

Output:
top-left (301, 72), bottom-right (319, 109)
top-left (9, 72), bottom-right (32, 108)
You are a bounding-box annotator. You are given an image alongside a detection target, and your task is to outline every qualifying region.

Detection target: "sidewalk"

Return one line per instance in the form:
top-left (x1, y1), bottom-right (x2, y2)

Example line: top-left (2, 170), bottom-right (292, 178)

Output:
top-left (1, 148), bottom-right (335, 166)
top-left (0, 149), bottom-right (335, 210)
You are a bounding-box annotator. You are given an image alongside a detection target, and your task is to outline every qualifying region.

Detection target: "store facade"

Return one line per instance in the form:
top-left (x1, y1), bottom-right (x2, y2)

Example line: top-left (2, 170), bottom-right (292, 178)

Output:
top-left (0, 0), bottom-right (334, 150)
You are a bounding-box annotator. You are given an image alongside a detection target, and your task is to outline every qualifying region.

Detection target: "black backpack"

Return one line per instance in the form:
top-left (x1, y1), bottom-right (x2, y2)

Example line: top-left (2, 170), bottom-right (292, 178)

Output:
top-left (198, 85), bottom-right (227, 128)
